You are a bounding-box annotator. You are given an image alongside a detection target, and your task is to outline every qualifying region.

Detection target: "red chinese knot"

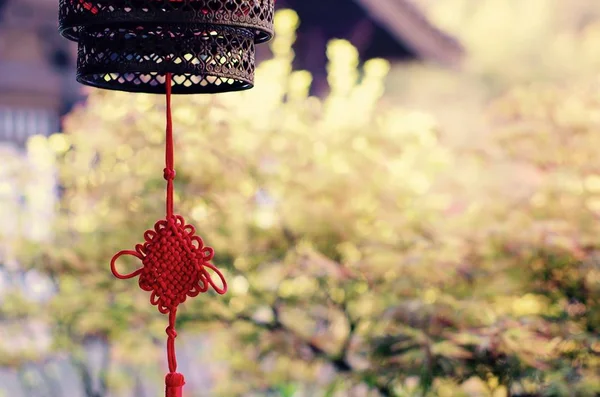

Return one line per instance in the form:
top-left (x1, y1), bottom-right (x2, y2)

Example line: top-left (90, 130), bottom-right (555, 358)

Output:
top-left (110, 215), bottom-right (227, 314)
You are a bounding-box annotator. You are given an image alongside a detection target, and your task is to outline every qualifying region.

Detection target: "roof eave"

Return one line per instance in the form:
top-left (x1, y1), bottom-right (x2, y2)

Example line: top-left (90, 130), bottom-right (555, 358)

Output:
top-left (354, 0), bottom-right (465, 68)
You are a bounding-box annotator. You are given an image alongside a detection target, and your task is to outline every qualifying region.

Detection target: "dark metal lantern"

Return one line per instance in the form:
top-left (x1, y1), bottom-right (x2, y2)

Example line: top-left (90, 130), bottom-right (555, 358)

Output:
top-left (58, 0), bottom-right (275, 94)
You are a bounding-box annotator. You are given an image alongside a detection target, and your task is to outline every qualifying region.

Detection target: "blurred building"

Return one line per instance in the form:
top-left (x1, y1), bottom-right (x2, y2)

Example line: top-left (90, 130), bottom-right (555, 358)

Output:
top-left (0, 0), bottom-right (67, 242)
top-left (278, 0), bottom-right (463, 92)
top-left (0, 0), bottom-right (80, 148)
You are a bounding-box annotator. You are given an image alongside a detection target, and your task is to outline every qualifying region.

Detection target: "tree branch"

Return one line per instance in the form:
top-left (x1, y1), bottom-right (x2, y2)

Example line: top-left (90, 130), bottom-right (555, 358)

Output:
top-left (187, 300), bottom-right (395, 395)
top-left (98, 337), bottom-right (111, 396)
top-left (71, 356), bottom-right (99, 397)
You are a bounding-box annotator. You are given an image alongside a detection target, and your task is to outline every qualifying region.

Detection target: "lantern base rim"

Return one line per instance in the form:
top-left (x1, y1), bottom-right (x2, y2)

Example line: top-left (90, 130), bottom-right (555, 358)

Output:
top-left (76, 73), bottom-right (254, 94)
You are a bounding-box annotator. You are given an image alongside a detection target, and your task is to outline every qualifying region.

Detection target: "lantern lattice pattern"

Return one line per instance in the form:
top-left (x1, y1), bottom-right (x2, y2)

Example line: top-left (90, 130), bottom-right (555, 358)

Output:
top-left (59, 0), bottom-right (275, 94)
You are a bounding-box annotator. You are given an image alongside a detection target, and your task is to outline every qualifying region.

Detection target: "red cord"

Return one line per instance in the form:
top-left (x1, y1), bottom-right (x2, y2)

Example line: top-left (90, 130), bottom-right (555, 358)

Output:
top-left (110, 73), bottom-right (228, 397)
top-left (165, 73), bottom-right (175, 218)
top-left (163, 73), bottom-right (184, 397)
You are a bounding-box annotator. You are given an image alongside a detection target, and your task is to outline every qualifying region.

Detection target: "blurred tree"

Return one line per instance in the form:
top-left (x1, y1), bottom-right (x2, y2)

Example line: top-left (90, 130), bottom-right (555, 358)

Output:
top-left (386, 0), bottom-right (600, 154)
top-left (1, 6), bottom-right (599, 397)
top-left (487, 81), bottom-right (600, 396)
top-left (421, 0), bottom-right (600, 86)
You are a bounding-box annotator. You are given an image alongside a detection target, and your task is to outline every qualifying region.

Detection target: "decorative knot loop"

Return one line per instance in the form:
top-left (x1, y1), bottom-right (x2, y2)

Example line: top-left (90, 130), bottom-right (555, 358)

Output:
top-left (164, 168), bottom-right (176, 181)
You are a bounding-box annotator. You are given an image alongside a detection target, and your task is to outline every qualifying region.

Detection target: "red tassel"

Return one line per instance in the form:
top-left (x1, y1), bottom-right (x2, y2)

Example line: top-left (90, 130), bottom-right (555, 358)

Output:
top-left (166, 373), bottom-right (185, 397)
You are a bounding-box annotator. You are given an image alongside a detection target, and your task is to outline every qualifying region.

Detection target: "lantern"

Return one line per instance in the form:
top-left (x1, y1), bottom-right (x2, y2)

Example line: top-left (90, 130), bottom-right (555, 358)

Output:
top-left (58, 1), bottom-right (275, 396)
top-left (59, 0), bottom-right (275, 93)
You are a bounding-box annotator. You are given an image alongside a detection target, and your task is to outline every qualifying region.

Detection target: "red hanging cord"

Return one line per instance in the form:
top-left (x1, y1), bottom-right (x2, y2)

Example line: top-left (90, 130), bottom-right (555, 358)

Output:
top-left (163, 72), bottom-right (185, 397)
top-left (165, 73), bottom-right (175, 219)
top-left (110, 72), bottom-right (228, 397)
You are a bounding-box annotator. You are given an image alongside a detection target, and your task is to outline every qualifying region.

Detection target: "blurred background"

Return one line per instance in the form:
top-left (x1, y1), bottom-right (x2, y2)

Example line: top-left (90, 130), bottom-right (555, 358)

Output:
top-left (1, 0), bottom-right (600, 396)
